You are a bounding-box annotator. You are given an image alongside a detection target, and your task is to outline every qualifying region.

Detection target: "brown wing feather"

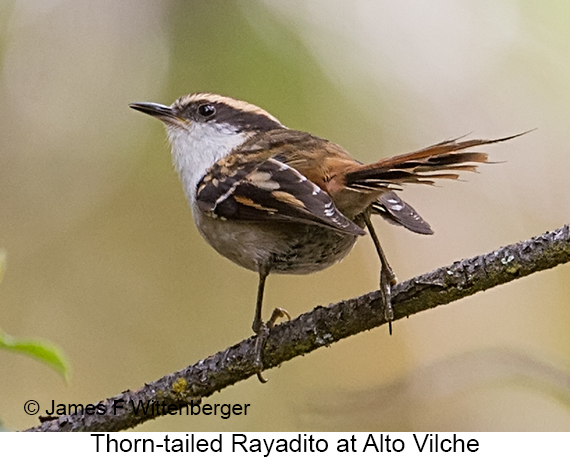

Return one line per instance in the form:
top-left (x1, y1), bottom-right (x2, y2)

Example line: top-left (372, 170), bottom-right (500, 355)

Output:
top-left (196, 155), bottom-right (365, 236)
top-left (371, 191), bottom-right (433, 235)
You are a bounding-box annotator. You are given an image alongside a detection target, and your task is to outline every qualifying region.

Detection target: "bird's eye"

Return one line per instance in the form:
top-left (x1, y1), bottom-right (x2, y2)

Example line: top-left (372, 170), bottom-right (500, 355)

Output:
top-left (198, 104), bottom-right (216, 118)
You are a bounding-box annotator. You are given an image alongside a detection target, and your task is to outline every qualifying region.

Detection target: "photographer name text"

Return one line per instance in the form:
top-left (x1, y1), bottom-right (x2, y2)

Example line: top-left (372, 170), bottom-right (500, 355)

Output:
top-left (43, 399), bottom-right (249, 419)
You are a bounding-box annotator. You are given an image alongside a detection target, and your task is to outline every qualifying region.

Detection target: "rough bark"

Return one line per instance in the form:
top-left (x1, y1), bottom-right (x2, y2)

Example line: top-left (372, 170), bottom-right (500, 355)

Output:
top-left (26, 224), bottom-right (570, 432)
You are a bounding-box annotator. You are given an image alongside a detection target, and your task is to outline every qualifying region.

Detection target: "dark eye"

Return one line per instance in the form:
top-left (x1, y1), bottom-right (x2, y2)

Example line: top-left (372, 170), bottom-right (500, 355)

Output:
top-left (198, 104), bottom-right (216, 118)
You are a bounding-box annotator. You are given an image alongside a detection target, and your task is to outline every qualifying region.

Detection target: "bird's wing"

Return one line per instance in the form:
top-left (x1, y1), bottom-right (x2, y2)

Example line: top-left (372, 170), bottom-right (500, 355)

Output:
top-left (371, 191), bottom-right (433, 235)
top-left (196, 153), bottom-right (365, 236)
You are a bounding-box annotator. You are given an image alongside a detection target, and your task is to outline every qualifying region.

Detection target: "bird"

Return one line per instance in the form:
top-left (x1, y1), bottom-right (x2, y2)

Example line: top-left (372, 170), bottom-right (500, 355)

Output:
top-left (130, 93), bottom-right (520, 381)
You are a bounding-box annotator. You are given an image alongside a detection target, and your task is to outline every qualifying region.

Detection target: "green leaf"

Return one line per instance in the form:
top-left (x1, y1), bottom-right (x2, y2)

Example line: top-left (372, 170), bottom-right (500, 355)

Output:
top-left (0, 251), bottom-right (70, 380)
top-left (0, 329), bottom-right (70, 382)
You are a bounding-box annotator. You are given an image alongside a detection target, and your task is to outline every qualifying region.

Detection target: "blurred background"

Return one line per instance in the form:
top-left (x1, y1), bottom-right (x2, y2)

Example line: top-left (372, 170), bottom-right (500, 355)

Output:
top-left (1, 0), bottom-right (569, 431)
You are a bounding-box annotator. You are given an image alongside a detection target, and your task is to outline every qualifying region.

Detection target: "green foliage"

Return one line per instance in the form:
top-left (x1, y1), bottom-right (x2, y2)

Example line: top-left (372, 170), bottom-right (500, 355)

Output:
top-left (0, 252), bottom-right (70, 381)
top-left (0, 329), bottom-right (70, 382)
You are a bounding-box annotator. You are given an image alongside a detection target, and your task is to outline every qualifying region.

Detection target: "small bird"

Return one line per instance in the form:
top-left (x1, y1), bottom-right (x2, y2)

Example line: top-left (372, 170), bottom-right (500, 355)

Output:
top-left (130, 93), bottom-right (518, 381)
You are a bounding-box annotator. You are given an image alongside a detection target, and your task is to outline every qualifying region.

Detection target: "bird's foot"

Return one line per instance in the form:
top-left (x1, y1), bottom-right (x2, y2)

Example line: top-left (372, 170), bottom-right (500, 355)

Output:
top-left (380, 266), bottom-right (397, 335)
top-left (253, 307), bottom-right (291, 383)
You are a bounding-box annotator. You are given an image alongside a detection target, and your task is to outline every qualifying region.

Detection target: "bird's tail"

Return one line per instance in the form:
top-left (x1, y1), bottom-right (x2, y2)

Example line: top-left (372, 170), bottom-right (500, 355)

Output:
top-left (344, 133), bottom-right (525, 192)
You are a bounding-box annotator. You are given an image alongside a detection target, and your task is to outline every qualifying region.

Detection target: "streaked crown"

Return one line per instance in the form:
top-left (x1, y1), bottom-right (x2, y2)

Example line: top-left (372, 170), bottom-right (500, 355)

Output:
top-left (171, 93), bottom-right (284, 132)
top-left (130, 93), bottom-right (287, 206)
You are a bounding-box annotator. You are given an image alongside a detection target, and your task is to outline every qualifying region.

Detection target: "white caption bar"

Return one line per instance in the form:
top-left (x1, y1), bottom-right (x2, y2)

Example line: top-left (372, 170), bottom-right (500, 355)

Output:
top-left (2, 432), bottom-right (569, 456)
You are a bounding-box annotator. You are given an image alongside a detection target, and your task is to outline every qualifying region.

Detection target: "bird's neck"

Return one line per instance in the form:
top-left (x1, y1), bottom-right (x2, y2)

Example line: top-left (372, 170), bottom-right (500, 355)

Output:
top-left (166, 123), bottom-right (253, 203)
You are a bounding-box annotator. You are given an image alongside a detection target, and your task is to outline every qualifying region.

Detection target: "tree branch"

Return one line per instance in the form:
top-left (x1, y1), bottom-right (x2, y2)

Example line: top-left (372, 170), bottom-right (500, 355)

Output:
top-left (27, 224), bottom-right (570, 432)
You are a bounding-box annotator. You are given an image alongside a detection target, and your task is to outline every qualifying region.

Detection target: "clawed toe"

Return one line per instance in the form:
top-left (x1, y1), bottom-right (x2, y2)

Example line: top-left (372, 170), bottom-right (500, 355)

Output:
top-left (253, 307), bottom-right (290, 383)
top-left (380, 269), bottom-right (394, 335)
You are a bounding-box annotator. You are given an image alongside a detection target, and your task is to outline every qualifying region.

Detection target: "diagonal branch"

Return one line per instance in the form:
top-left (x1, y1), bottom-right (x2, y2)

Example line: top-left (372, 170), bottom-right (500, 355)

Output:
top-left (27, 224), bottom-right (570, 432)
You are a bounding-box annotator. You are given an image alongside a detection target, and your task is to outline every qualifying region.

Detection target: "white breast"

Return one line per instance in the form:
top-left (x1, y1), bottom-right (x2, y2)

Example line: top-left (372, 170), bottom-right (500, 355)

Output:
top-left (166, 122), bottom-right (252, 203)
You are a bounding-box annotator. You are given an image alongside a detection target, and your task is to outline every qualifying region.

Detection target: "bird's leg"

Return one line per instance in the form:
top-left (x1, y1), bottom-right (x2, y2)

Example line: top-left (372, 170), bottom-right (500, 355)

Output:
top-left (363, 211), bottom-right (397, 335)
top-left (252, 267), bottom-right (290, 383)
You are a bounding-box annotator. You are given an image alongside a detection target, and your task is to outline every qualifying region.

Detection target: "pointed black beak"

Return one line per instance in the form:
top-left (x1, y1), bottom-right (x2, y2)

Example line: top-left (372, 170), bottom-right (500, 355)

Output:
top-left (129, 102), bottom-right (183, 126)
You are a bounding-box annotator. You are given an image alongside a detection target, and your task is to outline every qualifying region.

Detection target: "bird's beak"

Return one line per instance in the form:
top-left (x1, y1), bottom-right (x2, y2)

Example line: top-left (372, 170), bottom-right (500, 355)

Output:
top-left (129, 102), bottom-right (185, 127)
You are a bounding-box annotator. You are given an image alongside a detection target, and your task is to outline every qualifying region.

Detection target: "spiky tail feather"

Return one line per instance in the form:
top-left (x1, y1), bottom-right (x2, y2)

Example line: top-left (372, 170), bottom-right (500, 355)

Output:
top-left (345, 133), bottom-right (526, 191)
